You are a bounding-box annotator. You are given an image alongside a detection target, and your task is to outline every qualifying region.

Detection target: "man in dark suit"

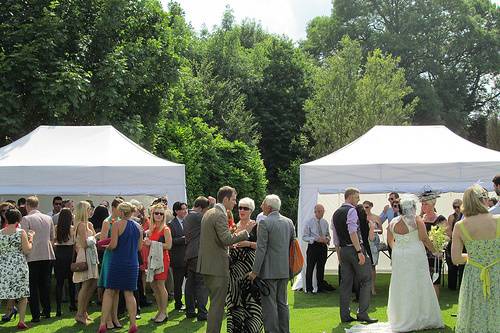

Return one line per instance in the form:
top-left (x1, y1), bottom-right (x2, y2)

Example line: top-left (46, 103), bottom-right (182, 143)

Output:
top-left (169, 201), bottom-right (189, 310)
top-left (197, 186), bottom-right (253, 333)
top-left (183, 196), bottom-right (212, 321)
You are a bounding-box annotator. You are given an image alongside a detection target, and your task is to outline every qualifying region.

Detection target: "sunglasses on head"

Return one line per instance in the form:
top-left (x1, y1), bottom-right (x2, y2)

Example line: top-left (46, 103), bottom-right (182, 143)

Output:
top-left (238, 206), bottom-right (250, 211)
top-left (154, 212), bottom-right (164, 216)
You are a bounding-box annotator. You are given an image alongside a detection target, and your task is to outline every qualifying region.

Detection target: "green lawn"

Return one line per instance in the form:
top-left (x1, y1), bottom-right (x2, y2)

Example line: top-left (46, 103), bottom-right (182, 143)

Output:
top-left (0, 274), bottom-right (458, 332)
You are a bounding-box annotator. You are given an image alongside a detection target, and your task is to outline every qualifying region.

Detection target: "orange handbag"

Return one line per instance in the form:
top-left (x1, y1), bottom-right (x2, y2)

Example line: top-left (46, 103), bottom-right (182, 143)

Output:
top-left (289, 238), bottom-right (304, 279)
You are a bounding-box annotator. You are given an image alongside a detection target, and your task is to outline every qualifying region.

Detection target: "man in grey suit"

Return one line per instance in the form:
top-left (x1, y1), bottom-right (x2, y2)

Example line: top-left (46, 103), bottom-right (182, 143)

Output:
top-left (197, 186), bottom-right (253, 333)
top-left (249, 194), bottom-right (295, 333)
top-left (184, 196), bottom-right (211, 321)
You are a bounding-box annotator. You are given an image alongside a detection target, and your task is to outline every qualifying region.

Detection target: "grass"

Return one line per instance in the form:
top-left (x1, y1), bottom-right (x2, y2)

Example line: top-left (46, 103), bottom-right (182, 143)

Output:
top-left (0, 274), bottom-right (458, 332)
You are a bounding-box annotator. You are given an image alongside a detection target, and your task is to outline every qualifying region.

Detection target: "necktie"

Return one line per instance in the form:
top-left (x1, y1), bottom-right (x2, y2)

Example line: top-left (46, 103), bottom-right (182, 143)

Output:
top-left (317, 219), bottom-right (323, 237)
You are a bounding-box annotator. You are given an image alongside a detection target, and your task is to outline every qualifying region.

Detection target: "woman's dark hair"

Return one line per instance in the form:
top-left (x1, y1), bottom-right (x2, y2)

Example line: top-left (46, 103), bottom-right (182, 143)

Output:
top-left (5, 208), bottom-right (22, 225)
top-left (57, 208), bottom-right (73, 243)
top-left (89, 205), bottom-right (110, 232)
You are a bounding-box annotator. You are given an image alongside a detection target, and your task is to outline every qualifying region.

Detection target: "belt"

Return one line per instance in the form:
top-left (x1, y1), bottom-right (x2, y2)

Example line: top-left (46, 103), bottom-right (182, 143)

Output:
top-left (467, 257), bottom-right (500, 299)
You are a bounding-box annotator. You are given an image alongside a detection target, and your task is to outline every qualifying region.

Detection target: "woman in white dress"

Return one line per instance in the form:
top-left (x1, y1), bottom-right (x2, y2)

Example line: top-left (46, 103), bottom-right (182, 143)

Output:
top-left (347, 195), bottom-right (444, 332)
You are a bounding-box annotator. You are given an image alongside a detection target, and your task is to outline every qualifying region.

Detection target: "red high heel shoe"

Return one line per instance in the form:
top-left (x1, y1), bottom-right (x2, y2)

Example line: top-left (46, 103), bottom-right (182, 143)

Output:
top-left (97, 324), bottom-right (107, 333)
top-left (128, 324), bottom-right (138, 333)
top-left (17, 322), bottom-right (29, 330)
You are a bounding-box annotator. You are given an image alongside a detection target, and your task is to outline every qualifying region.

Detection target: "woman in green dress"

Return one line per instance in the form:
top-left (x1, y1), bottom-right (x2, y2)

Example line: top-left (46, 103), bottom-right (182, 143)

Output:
top-left (452, 184), bottom-right (500, 333)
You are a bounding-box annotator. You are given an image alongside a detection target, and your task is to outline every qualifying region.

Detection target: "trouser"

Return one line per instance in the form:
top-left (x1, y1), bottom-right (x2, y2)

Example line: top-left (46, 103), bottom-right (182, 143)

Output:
top-left (261, 278), bottom-right (290, 333)
top-left (305, 242), bottom-right (327, 292)
top-left (166, 267), bottom-right (174, 297)
top-left (339, 246), bottom-right (372, 321)
top-left (28, 260), bottom-right (53, 319)
top-left (203, 274), bottom-right (228, 333)
top-left (54, 246), bottom-right (76, 311)
top-left (446, 252), bottom-right (464, 290)
top-left (172, 265), bottom-right (186, 308)
top-left (185, 258), bottom-right (208, 318)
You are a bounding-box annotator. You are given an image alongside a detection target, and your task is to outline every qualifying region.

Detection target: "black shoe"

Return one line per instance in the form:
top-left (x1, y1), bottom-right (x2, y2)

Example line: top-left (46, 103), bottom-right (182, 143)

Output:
top-left (321, 283), bottom-right (336, 291)
top-left (69, 305), bottom-right (77, 312)
top-left (197, 315), bottom-right (207, 321)
top-left (185, 312), bottom-right (197, 318)
top-left (357, 316), bottom-right (378, 324)
top-left (341, 316), bottom-right (356, 323)
top-left (56, 311), bottom-right (62, 317)
top-left (31, 317), bottom-right (41, 323)
top-left (41, 313), bottom-right (51, 319)
top-left (175, 305), bottom-right (186, 311)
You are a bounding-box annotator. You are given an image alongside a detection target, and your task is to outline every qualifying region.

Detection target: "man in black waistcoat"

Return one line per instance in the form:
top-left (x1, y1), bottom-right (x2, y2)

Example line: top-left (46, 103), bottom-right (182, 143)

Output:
top-left (331, 188), bottom-right (377, 324)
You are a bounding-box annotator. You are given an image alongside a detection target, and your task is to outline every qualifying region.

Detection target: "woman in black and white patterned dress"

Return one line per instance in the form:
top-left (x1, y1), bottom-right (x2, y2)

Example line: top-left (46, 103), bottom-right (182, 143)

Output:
top-left (0, 208), bottom-right (32, 329)
top-left (226, 197), bottom-right (262, 333)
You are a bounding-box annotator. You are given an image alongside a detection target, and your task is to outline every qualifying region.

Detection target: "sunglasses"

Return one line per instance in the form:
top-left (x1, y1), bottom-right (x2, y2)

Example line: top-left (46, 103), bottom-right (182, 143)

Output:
top-left (363, 206), bottom-right (370, 209)
top-left (238, 206), bottom-right (250, 211)
top-left (392, 205), bottom-right (399, 208)
top-left (154, 212), bottom-right (164, 216)
top-left (453, 205), bottom-right (460, 209)
top-left (389, 198), bottom-right (395, 201)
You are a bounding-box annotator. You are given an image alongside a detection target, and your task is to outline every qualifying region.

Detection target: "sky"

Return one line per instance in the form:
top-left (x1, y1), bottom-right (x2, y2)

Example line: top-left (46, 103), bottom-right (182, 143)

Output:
top-left (162, 0), bottom-right (332, 41)
top-left (163, 0), bottom-right (500, 42)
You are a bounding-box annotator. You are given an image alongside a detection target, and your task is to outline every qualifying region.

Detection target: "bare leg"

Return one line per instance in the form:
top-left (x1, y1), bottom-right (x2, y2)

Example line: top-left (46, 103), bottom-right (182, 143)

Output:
top-left (111, 291), bottom-right (121, 326)
top-left (99, 289), bottom-right (115, 326)
top-left (150, 282), bottom-right (161, 320)
top-left (124, 291), bottom-right (137, 328)
top-left (153, 280), bottom-right (168, 321)
top-left (17, 298), bottom-right (27, 324)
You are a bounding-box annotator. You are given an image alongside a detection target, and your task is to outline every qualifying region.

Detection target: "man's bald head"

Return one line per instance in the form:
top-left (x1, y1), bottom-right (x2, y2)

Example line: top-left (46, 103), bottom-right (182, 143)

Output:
top-left (314, 204), bottom-right (325, 220)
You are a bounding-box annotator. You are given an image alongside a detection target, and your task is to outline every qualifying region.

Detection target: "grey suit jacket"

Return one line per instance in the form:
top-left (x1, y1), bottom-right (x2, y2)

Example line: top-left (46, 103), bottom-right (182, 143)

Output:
top-left (184, 210), bottom-right (202, 261)
top-left (197, 204), bottom-right (248, 277)
top-left (253, 211), bottom-right (295, 279)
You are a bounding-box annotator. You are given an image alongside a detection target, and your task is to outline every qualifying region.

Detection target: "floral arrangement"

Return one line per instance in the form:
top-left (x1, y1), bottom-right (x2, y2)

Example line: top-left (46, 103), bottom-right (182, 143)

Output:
top-left (428, 224), bottom-right (449, 254)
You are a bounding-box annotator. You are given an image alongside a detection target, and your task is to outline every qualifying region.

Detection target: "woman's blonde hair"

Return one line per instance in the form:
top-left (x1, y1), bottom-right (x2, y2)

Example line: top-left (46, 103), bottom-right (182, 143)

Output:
top-left (74, 201), bottom-right (91, 233)
top-left (118, 202), bottom-right (135, 218)
top-left (150, 203), bottom-right (167, 231)
top-left (462, 184), bottom-right (489, 217)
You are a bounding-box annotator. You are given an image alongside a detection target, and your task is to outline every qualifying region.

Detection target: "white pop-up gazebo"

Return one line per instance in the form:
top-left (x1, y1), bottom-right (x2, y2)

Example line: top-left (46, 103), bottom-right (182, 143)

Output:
top-left (0, 125), bottom-right (186, 202)
top-left (295, 125), bottom-right (500, 289)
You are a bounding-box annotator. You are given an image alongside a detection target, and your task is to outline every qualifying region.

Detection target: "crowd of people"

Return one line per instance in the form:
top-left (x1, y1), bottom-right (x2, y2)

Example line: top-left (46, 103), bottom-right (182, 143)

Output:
top-left (0, 174), bottom-right (498, 333)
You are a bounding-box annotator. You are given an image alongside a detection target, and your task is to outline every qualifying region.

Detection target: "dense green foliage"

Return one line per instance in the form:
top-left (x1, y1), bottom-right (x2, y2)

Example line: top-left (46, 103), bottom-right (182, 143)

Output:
top-left (0, 0), bottom-right (498, 219)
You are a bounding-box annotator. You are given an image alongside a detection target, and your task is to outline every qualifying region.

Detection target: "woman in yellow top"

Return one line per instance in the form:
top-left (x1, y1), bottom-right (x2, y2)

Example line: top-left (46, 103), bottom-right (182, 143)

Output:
top-left (452, 184), bottom-right (500, 333)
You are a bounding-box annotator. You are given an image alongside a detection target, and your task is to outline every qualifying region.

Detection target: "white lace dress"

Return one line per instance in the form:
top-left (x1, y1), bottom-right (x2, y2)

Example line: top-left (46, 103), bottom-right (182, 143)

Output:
top-left (347, 217), bottom-right (443, 332)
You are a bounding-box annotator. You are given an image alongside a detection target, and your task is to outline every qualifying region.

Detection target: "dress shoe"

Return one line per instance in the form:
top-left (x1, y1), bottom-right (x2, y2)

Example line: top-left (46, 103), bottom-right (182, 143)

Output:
top-left (197, 315), bottom-right (207, 322)
top-left (17, 322), bottom-right (29, 330)
top-left (140, 299), bottom-right (153, 307)
top-left (31, 317), bottom-right (40, 323)
top-left (357, 316), bottom-right (378, 324)
top-left (128, 324), bottom-right (138, 333)
top-left (341, 316), bottom-right (356, 323)
top-left (69, 305), bottom-right (77, 312)
top-left (2, 307), bottom-right (17, 322)
top-left (41, 312), bottom-right (51, 319)
top-left (97, 324), bottom-right (107, 333)
top-left (185, 312), bottom-right (197, 318)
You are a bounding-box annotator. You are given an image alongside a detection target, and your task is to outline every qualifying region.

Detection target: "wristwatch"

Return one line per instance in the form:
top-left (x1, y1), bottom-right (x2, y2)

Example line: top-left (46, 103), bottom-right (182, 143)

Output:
top-left (356, 249), bottom-right (362, 254)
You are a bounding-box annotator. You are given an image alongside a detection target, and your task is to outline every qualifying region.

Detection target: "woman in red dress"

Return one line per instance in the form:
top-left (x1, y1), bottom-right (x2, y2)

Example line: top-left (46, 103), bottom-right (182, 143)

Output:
top-left (145, 203), bottom-right (172, 323)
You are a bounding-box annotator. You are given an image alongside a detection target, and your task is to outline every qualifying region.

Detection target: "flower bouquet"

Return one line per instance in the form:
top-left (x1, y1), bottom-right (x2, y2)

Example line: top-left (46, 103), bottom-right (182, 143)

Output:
top-left (428, 224), bottom-right (449, 283)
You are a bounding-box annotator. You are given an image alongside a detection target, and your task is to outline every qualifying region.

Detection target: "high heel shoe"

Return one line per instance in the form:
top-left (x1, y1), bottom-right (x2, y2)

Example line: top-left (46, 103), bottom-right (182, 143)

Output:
top-left (97, 324), bottom-right (107, 333)
top-left (17, 322), bottom-right (29, 330)
top-left (128, 324), bottom-right (138, 333)
top-left (112, 320), bottom-right (123, 328)
top-left (1, 307), bottom-right (18, 322)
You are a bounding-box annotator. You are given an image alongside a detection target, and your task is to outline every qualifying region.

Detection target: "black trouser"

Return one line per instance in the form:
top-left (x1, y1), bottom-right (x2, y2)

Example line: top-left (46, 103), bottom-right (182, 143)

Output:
top-left (28, 260), bottom-right (52, 319)
top-left (185, 258), bottom-right (208, 318)
top-left (305, 242), bottom-right (327, 292)
top-left (54, 246), bottom-right (76, 311)
top-left (172, 265), bottom-right (187, 308)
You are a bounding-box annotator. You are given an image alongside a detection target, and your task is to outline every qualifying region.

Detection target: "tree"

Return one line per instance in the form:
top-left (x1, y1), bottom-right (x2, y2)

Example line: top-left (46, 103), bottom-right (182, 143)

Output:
top-left (303, 0), bottom-right (499, 143)
top-left (304, 36), bottom-right (416, 158)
